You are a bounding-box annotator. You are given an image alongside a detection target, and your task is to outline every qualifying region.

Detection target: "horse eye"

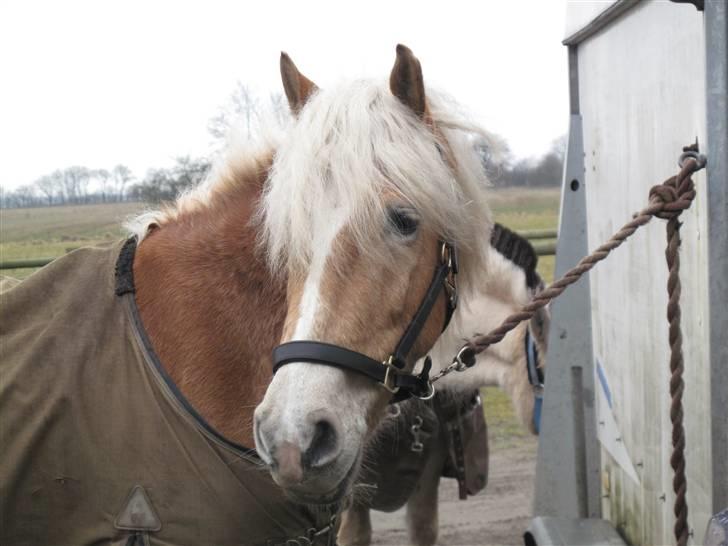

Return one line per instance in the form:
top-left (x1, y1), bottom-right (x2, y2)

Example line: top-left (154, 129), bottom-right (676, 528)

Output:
top-left (387, 207), bottom-right (419, 237)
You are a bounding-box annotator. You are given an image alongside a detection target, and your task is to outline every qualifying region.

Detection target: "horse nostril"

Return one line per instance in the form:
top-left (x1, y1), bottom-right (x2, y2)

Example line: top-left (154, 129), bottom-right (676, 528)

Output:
top-left (303, 418), bottom-right (339, 469)
top-left (253, 414), bottom-right (273, 464)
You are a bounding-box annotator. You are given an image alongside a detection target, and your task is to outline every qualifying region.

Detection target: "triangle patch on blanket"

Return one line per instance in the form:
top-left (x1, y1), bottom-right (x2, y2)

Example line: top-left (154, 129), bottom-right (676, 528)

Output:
top-left (115, 485), bottom-right (162, 532)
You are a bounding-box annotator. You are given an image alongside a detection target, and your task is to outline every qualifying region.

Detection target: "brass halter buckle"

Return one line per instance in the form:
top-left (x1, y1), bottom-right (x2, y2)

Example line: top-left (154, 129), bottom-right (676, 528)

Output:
top-left (381, 356), bottom-right (401, 394)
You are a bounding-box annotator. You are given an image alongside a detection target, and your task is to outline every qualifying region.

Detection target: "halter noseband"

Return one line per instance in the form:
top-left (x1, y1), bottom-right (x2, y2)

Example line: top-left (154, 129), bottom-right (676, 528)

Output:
top-left (272, 242), bottom-right (458, 402)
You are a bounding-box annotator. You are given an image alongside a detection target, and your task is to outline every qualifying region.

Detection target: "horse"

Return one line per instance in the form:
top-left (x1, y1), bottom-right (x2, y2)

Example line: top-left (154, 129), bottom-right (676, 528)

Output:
top-left (338, 224), bottom-right (549, 546)
top-left (1, 45), bottom-right (496, 545)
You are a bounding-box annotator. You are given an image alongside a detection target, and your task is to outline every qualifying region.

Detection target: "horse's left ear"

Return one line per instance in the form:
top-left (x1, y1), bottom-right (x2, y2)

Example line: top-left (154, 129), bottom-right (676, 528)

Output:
top-left (280, 52), bottom-right (318, 115)
top-left (389, 44), bottom-right (426, 119)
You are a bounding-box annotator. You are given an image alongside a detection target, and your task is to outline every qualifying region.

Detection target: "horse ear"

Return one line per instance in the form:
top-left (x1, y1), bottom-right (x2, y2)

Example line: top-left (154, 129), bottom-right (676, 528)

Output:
top-left (280, 52), bottom-right (318, 115)
top-left (389, 44), bottom-right (426, 119)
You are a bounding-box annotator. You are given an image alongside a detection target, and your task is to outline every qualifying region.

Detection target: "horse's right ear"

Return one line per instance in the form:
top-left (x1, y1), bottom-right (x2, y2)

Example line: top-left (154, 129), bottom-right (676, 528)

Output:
top-left (280, 52), bottom-right (318, 116)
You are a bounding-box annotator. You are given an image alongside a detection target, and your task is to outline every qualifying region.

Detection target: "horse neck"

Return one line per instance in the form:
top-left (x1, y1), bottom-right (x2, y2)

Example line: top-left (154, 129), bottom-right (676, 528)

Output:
top-left (427, 244), bottom-right (538, 416)
top-left (432, 293), bottom-right (536, 430)
top-left (434, 290), bottom-right (528, 384)
top-left (132, 157), bottom-right (286, 447)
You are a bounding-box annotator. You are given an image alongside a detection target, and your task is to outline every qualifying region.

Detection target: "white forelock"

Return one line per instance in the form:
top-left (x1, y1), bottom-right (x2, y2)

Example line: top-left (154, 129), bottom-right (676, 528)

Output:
top-left (125, 78), bottom-right (495, 293)
top-left (260, 79), bottom-right (493, 292)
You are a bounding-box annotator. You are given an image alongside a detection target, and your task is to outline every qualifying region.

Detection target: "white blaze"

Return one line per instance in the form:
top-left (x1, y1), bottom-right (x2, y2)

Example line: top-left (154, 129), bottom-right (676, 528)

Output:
top-left (292, 206), bottom-right (348, 339)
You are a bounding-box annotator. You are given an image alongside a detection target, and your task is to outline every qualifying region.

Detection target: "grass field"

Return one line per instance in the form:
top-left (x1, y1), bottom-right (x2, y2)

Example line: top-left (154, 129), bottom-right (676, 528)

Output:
top-left (0, 202), bottom-right (146, 278)
top-left (485, 187), bottom-right (558, 282)
top-left (0, 188), bottom-right (559, 440)
top-left (0, 188), bottom-right (558, 280)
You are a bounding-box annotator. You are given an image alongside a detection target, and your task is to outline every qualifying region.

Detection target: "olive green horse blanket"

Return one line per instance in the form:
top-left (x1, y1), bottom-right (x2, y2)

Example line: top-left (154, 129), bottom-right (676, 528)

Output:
top-left (0, 240), bottom-right (335, 546)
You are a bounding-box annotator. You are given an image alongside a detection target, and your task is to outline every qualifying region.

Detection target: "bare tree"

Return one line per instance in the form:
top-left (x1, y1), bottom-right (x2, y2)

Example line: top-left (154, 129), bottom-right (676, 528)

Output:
top-left (132, 156), bottom-right (210, 204)
top-left (92, 169), bottom-right (112, 203)
top-left (490, 134), bottom-right (567, 188)
top-left (111, 165), bottom-right (133, 201)
top-left (35, 174), bottom-right (57, 206)
top-left (269, 92), bottom-right (290, 128)
top-left (59, 166), bottom-right (91, 203)
top-left (472, 133), bottom-right (512, 186)
top-left (49, 170), bottom-right (66, 203)
top-left (76, 168), bottom-right (91, 202)
top-left (208, 82), bottom-right (260, 143)
top-left (172, 156), bottom-right (210, 192)
top-left (14, 185), bottom-right (37, 207)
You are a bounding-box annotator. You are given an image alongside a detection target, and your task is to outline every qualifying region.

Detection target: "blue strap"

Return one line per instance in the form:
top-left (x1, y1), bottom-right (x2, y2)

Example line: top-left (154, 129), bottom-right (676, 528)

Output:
top-left (525, 328), bottom-right (544, 433)
top-left (533, 394), bottom-right (543, 434)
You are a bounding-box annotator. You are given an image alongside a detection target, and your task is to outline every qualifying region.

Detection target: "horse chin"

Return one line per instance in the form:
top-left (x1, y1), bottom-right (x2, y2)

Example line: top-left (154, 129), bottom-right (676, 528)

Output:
top-left (279, 452), bottom-right (361, 506)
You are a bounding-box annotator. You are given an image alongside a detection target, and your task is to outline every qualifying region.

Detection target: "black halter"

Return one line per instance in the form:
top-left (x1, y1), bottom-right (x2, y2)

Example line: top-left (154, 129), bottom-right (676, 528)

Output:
top-left (272, 242), bottom-right (458, 402)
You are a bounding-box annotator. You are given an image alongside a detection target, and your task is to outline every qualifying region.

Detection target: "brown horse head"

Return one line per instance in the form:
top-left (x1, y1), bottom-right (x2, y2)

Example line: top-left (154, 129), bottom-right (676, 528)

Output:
top-left (253, 45), bottom-right (492, 503)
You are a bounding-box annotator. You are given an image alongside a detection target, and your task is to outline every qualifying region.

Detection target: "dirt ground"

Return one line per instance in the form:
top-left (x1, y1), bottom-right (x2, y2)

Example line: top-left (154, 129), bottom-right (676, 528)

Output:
top-left (369, 438), bottom-right (538, 546)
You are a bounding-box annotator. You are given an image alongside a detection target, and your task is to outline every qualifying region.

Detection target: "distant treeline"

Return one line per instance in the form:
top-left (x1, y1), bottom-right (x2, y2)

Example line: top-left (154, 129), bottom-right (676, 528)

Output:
top-left (475, 134), bottom-right (566, 188)
top-left (0, 84), bottom-right (564, 209)
top-left (0, 158), bottom-right (211, 209)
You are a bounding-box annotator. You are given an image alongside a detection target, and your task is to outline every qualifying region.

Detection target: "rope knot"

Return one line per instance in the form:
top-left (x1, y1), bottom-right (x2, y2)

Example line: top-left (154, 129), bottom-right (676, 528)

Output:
top-left (649, 172), bottom-right (696, 220)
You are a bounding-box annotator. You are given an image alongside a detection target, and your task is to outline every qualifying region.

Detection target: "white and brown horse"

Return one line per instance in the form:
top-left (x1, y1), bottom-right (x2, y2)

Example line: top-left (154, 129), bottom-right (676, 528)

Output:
top-left (137, 45), bottom-right (493, 504)
top-left (338, 224), bottom-right (549, 546)
top-left (2, 46), bottom-right (498, 544)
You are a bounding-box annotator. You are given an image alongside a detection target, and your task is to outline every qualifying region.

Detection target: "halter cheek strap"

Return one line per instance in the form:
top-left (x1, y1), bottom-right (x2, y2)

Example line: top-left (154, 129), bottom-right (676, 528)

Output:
top-left (272, 242), bottom-right (458, 402)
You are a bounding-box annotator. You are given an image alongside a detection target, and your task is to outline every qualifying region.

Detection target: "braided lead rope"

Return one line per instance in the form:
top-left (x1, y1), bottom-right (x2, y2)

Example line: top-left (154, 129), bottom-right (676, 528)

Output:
top-left (432, 149), bottom-right (706, 546)
top-left (663, 176), bottom-right (691, 546)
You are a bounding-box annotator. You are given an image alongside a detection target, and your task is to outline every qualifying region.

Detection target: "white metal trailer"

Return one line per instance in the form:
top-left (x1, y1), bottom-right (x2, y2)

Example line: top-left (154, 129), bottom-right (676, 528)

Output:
top-left (528, 1), bottom-right (727, 545)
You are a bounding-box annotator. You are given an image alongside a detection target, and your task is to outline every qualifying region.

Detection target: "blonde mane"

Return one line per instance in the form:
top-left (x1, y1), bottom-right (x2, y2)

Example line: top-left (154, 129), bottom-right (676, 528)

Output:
top-left (127, 79), bottom-right (494, 293)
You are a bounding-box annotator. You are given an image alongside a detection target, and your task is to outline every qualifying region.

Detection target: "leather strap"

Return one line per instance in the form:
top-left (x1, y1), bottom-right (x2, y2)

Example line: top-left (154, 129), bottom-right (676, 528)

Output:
top-left (391, 252), bottom-right (454, 366)
top-left (274, 341), bottom-right (388, 375)
top-left (272, 341), bottom-right (433, 400)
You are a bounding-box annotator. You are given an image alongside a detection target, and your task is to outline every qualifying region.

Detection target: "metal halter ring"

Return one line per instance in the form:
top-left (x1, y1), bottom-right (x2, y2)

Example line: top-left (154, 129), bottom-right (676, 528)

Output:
top-left (416, 380), bottom-right (436, 401)
top-left (381, 357), bottom-right (401, 394)
top-left (441, 242), bottom-right (452, 266)
top-left (453, 345), bottom-right (476, 372)
top-left (678, 150), bottom-right (707, 170)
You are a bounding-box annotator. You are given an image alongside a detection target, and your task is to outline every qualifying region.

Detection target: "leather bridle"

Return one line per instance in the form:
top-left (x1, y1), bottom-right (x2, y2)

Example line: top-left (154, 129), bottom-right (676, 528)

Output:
top-left (272, 242), bottom-right (458, 402)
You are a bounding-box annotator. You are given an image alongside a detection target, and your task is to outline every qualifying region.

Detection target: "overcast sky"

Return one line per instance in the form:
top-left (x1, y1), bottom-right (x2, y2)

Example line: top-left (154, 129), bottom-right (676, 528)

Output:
top-left (0, 0), bottom-right (569, 190)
